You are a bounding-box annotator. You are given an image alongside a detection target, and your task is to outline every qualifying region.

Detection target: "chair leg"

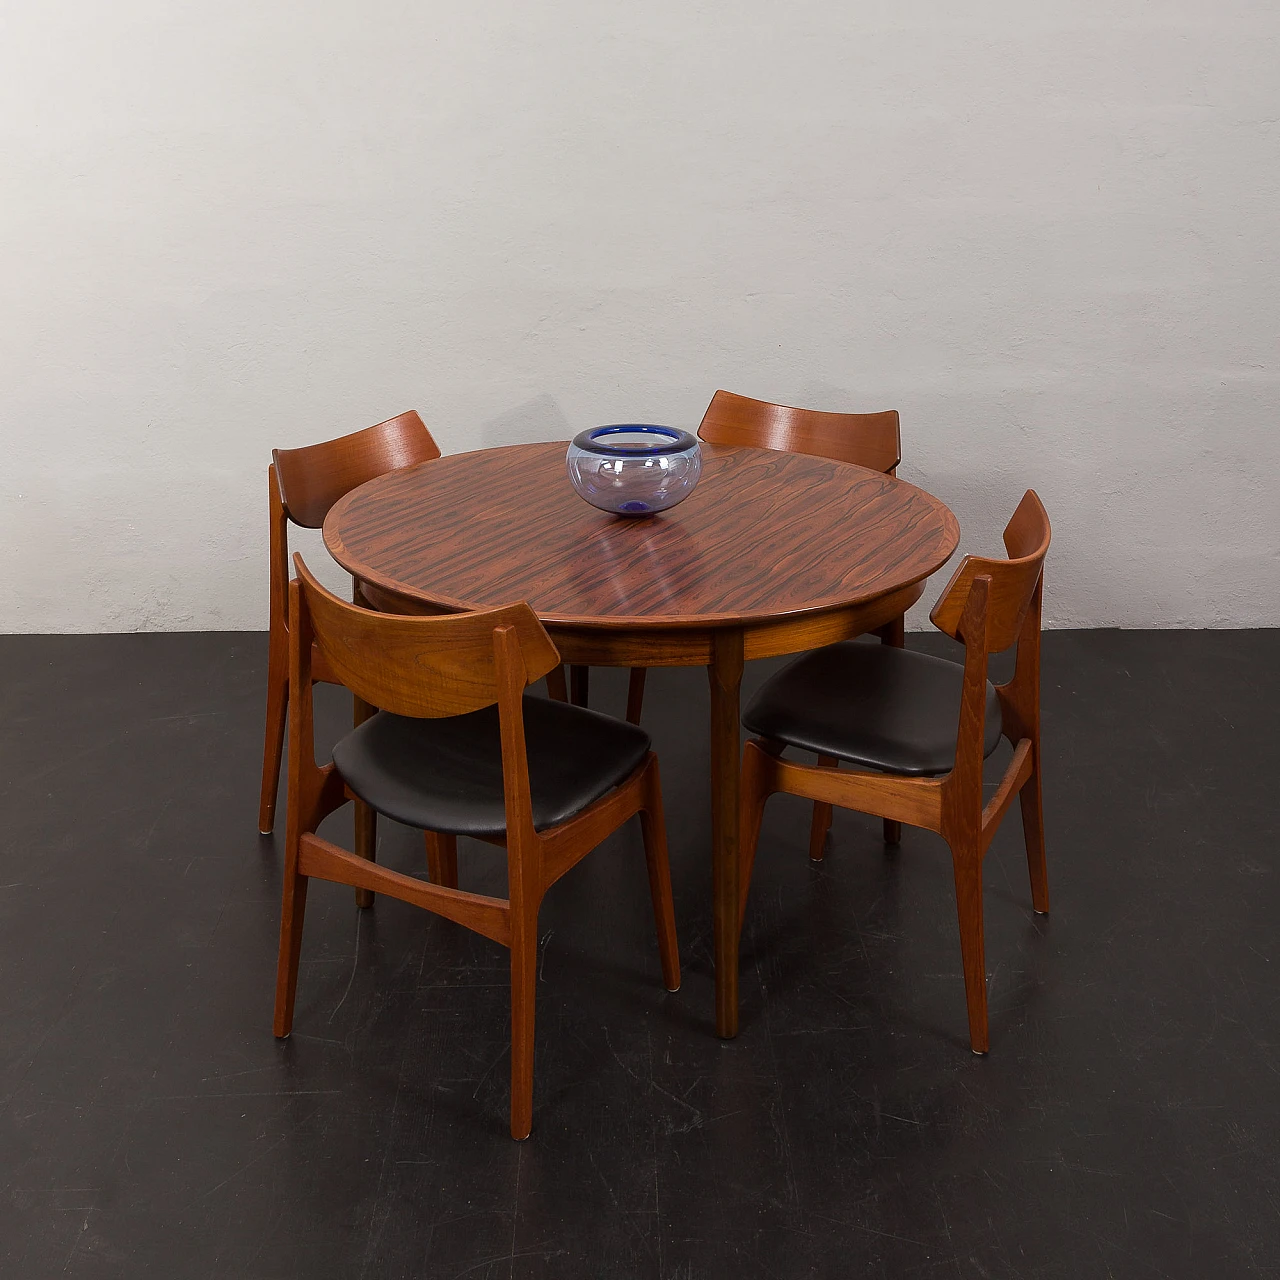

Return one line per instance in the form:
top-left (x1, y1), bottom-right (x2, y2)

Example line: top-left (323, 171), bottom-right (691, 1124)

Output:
top-left (273, 862), bottom-right (309, 1038)
top-left (425, 831), bottom-right (459, 889)
top-left (808, 755), bottom-right (837, 861)
top-left (1020, 748), bottom-right (1050, 914)
top-left (352, 695), bottom-right (377, 909)
top-left (637, 761), bottom-right (680, 992)
top-left (878, 615), bottom-right (906, 846)
top-left (258, 634), bottom-right (288, 834)
top-left (626, 667), bottom-right (647, 725)
top-left (950, 847), bottom-right (989, 1054)
top-left (738, 741), bottom-right (771, 928)
top-left (545, 665), bottom-right (568, 703)
top-left (570, 665), bottom-right (590, 707)
top-left (351, 802), bottom-right (377, 909)
top-left (508, 913), bottom-right (538, 1141)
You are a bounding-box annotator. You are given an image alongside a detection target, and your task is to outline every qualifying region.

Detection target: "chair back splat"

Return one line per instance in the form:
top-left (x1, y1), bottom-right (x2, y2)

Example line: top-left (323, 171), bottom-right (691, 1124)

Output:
top-left (273, 409), bottom-right (441, 530)
top-left (929, 490), bottom-right (1051, 653)
top-left (293, 556), bottom-right (560, 719)
top-left (697, 389), bottom-right (901, 474)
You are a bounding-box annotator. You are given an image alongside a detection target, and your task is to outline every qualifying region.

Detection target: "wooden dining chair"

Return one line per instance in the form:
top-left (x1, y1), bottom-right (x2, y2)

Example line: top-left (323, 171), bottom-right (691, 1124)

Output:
top-left (258, 410), bottom-right (441, 836)
top-left (737, 490), bottom-right (1051, 1054)
top-left (274, 555), bottom-right (681, 1140)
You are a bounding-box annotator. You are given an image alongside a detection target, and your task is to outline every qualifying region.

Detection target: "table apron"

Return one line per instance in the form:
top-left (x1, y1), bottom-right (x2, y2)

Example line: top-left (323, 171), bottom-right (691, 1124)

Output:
top-left (547, 581), bottom-right (925, 668)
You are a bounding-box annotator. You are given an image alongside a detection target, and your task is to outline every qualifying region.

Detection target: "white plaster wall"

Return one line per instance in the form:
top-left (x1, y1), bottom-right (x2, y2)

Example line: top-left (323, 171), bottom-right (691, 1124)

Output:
top-left (2, 0), bottom-right (1277, 633)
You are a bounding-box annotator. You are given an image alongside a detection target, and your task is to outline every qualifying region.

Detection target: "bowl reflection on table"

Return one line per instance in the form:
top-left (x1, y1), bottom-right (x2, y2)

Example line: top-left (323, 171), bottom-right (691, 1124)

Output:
top-left (566, 425), bottom-right (702, 516)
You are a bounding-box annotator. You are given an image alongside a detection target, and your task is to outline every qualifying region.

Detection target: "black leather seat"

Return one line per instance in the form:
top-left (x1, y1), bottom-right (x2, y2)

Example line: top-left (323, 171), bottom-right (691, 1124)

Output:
top-left (743, 641), bottom-right (1003, 777)
top-left (332, 695), bottom-right (651, 837)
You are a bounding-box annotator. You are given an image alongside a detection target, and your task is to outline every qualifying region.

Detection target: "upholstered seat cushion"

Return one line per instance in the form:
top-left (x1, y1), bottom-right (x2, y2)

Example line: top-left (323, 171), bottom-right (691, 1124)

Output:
top-left (743, 641), bottom-right (1003, 777)
top-left (332, 695), bottom-right (651, 837)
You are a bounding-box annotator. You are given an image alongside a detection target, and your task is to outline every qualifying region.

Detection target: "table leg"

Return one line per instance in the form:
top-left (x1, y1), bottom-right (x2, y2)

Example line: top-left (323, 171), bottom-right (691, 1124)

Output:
top-left (545, 664), bottom-right (568, 703)
top-left (709, 628), bottom-right (745, 1038)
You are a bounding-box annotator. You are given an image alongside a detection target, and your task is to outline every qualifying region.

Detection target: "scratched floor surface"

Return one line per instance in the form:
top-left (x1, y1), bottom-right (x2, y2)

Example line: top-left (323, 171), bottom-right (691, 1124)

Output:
top-left (1, 629), bottom-right (1277, 1279)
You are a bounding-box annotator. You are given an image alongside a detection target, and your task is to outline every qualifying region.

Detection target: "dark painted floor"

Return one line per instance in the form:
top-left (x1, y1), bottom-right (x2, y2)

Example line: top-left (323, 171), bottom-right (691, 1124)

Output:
top-left (1, 629), bottom-right (1278, 1279)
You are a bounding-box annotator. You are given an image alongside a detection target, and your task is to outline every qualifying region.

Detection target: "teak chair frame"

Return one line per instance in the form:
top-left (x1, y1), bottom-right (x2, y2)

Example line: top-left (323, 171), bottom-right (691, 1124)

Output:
top-left (258, 410), bottom-right (441, 843)
top-left (738, 491), bottom-right (1051, 1054)
top-left (274, 556), bottom-right (681, 1140)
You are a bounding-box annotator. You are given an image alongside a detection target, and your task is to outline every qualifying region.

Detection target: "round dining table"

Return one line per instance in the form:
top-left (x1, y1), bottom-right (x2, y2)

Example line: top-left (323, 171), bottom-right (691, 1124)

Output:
top-left (324, 440), bottom-right (959, 1038)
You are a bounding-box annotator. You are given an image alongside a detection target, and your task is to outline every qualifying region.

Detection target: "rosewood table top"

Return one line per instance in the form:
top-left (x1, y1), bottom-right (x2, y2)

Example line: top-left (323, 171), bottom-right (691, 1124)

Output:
top-left (323, 441), bottom-right (959, 632)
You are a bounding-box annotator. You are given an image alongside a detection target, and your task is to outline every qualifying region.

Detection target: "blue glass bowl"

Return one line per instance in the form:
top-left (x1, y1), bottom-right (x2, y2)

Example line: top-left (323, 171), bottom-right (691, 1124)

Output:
top-left (566, 425), bottom-right (702, 517)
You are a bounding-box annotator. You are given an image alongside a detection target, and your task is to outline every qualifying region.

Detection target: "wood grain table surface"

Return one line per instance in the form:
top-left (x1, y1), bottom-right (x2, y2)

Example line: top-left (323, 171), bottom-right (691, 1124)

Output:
top-left (325, 441), bottom-right (960, 1037)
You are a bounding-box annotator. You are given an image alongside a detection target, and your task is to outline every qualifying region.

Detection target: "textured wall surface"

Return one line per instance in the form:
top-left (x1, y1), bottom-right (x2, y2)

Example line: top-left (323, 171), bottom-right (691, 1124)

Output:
top-left (2, 1), bottom-right (1277, 632)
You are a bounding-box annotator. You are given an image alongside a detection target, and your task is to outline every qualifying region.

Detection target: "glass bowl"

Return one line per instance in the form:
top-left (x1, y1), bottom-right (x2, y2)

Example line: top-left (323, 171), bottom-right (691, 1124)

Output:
top-left (566, 425), bottom-right (702, 517)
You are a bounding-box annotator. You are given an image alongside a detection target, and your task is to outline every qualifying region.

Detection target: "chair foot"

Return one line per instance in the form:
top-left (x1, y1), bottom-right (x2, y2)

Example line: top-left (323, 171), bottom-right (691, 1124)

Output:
top-left (258, 641), bottom-right (288, 834)
top-left (951, 849), bottom-right (990, 1056)
top-left (808, 756), bottom-right (837, 860)
top-left (273, 870), bottom-right (309, 1038)
top-left (1020, 754), bottom-right (1050, 914)
top-left (509, 920), bottom-right (538, 1142)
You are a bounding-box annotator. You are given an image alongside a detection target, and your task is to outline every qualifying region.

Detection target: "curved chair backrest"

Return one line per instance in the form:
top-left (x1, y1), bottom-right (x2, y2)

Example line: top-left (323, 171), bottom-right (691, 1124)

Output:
top-left (930, 490), bottom-right (1051, 653)
top-left (293, 556), bottom-right (560, 719)
top-left (697, 389), bottom-right (901, 474)
top-left (274, 410), bottom-right (441, 529)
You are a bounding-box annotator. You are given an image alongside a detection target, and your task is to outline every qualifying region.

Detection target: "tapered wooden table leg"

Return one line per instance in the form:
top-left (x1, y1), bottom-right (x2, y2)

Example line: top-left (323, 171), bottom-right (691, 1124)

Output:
top-left (709, 628), bottom-right (745, 1039)
top-left (625, 666), bottom-right (647, 725)
top-left (545, 664), bottom-right (568, 703)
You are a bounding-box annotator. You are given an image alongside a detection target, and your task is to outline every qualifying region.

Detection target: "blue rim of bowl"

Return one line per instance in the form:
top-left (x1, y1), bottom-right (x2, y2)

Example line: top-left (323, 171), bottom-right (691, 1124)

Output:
top-left (570, 424), bottom-right (698, 458)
